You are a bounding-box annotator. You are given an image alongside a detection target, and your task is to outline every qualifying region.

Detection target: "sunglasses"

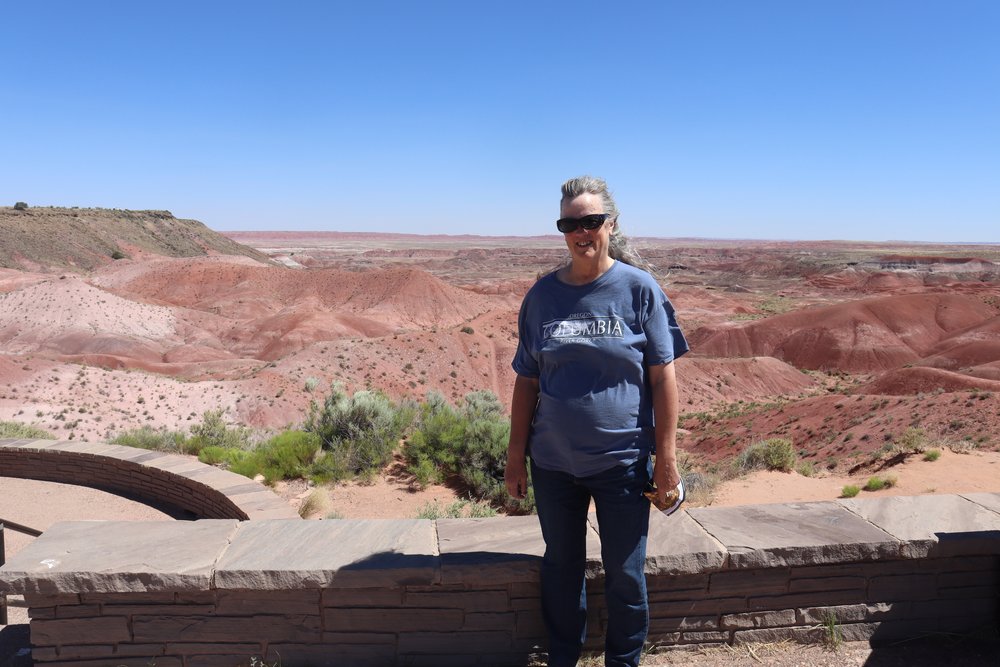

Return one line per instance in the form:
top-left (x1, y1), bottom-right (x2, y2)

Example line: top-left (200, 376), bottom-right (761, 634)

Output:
top-left (556, 213), bottom-right (609, 234)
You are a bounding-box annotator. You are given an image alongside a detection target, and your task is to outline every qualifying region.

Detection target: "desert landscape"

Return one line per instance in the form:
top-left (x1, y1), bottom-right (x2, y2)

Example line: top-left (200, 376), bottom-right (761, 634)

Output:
top-left (3, 206), bottom-right (1000, 664)
top-left (2, 207), bottom-right (1000, 520)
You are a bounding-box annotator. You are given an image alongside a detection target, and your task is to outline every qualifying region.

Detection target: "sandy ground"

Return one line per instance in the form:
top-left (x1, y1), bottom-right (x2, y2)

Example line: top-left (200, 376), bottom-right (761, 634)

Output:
top-left (707, 448), bottom-right (1000, 506)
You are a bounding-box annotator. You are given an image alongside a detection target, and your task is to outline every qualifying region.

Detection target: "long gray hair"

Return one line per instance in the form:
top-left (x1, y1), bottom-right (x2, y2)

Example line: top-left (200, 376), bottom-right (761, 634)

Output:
top-left (560, 175), bottom-right (655, 275)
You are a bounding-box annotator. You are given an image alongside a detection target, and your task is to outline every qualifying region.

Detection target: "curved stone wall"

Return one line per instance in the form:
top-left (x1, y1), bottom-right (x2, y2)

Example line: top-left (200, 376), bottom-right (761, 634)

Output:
top-left (0, 438), bottom-right (298, 521)
top-left (1, 493), bottom-right (998, 664)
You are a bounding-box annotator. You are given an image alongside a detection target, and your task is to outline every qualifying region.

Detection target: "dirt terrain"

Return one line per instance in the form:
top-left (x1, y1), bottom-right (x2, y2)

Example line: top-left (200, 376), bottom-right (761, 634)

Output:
top-left (3, 219), bottom-right (1000, 663)
top-left (1, 220), bottom-right (999, 466)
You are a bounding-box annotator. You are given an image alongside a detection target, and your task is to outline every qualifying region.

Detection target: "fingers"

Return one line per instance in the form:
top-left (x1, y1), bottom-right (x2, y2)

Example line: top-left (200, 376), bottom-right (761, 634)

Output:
top-left (505, 461), bottom-right (528, 499)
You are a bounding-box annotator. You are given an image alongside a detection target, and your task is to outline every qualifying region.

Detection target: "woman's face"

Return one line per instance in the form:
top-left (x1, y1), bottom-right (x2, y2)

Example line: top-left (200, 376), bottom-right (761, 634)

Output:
top-left (560, 193), bottom-right (614, 263)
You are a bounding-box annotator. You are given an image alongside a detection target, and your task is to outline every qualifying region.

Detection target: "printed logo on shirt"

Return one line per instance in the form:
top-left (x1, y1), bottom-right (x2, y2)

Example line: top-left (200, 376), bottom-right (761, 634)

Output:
top-left (541, 315), bottom-right (626, 341)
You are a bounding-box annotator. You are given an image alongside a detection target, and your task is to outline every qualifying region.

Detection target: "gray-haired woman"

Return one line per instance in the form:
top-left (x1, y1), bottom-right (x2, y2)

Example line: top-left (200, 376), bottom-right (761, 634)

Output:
top-left (506, 176), bottom-right (688, 666)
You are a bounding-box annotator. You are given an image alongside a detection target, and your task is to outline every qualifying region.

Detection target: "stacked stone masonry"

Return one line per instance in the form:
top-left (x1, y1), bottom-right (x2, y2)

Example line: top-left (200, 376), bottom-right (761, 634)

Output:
top-left (2, 492), bottom-right (999, 666)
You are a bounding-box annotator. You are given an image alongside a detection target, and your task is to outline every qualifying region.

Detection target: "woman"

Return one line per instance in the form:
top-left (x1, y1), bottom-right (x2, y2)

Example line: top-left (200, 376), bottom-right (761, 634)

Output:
top-left (505, 176), bottom-right (688, 667)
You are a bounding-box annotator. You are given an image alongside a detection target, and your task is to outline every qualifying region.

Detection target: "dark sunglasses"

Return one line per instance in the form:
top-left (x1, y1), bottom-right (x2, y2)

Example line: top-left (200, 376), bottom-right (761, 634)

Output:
top-left (556, 213), bottom-right (609, 234)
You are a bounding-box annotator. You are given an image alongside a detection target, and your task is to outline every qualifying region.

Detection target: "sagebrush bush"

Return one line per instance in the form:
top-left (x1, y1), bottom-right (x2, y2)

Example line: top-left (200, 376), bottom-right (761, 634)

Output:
top-left (897, 427), bottom-right (927, 453)
top-left (0, 421), bottom-right (54, 439)
top-left (406, 391), bottom-right (534, 513)
top-left (187, 409), bottom-right (252, 454)
top-left (733, 438), bottom-right (796, 473)
top-left (415, 499), bottom-right (498, 519)
top-left (795, 460), bottom-right (816, 477)
top-left (304, 385), bottom-right (412, 476)
top-left (111, 425), bottom-right (187, 452)
top-left (841, 484), bottom-right (861, 498)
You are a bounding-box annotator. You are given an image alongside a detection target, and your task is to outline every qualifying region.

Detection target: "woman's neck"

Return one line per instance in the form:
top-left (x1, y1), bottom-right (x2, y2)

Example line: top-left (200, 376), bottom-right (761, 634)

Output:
top-left (562, 255), bottom-right (615, 285)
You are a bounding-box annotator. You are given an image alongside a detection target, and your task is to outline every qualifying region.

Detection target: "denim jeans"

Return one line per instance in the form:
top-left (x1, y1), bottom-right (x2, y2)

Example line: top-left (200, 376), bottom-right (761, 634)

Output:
top-left (531, 458), bottom-right (652, 667)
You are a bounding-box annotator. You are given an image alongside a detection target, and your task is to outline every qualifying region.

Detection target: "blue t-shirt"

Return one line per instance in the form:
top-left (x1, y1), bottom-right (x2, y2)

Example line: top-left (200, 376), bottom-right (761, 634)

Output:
top-left (512, 261), bottom-right (689, 477)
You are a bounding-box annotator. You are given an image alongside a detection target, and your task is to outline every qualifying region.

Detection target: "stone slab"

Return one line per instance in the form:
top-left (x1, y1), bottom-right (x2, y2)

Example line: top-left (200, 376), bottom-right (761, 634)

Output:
top-left (215, 519), bottom-right (438, 589)
top-left (839, 494), bottom-right (1000, 557)
top-left (437, 516), bottom-right (547, 585)
top-left (146, 456), bottom-right (209, 474)
top-left (0, 520), bottom-right (239, 594)
top-left (961, 492), bottom-right (1000, 516)
top-left (644, 509), bottom-right (728, 575)
top-left (32, 440), bottom-right (89, 452)
top-left (234, 494), bottom-right (301, 519)
top-left (25, 441), bottom-right (108, 456)
top-left (687, 501), bottom-right (900, 568)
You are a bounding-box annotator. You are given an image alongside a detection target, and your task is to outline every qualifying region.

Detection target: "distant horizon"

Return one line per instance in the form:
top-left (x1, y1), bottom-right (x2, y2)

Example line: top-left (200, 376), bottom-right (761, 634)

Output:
top-left (225, 228), bottom-right (1000, 247)
top-left (3, 2), bottom-right (997, 243)
top-left (8, 203), bottom-right (1000, 246)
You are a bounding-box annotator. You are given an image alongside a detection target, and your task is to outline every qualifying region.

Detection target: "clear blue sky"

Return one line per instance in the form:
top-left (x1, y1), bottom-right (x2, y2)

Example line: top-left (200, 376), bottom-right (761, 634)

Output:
top-left (3, 1), bottom-right (997, 242)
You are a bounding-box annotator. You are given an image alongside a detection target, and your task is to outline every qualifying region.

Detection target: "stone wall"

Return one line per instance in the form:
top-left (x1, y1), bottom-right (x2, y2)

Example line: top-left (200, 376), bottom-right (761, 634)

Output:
top-left (0, 439), bottom-right (298, 520)
top-left (2, 494), bottom-right (999, 666)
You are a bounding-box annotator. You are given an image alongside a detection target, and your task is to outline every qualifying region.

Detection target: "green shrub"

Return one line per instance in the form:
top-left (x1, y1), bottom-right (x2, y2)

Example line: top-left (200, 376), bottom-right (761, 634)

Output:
top-left (415, 499), bottom-right (498, 519)
top-left (841, 485), bottom-right (860, 498)
top-left (466, 499), bottom-right (498, 518)
top-left (305, 450), bottom-right (350, 484)
top-left (795, 460), bottom-right (816, 477)
top-left (224, 430), bottom-right (323, 485)
top-left (406, 391), bottom-right (533, 513)
top-left (923, 448), bottom-right (941, 462)
top-left (416, 500), bottom-right (448, 519)
top-left (304, 385), bottom-right (412, 477)
top-left (733, 438), bottom-right (796, 473)
top-left (110, 249), bottom-right (127, 260)
top-left (460, 326), bottom-right (474, 334)
top-left (0, 421), bottom-right (54, 439)
top-left (186, 409), bottom-right (252, 454)
top-left (821, 611), bottom-right (843, 650)
top-left (898, 427), bottom-right (927, 453)
top-left (13, 201), bottom-right (27, 210)
top-left (111, 425), bottom-right (187, 452)
top-left (863, 475), bottom-right (897, 491)
top-left (410, 457), bottom-right (441, 487)
top-left (197, 446), bottom-right (230, 465)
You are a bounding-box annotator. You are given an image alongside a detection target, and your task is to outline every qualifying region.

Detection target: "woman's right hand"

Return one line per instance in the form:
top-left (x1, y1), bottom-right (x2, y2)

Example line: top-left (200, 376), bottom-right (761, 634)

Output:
top-left (506, 375), bottom-right (538, 501)
top-left (505, 457), bottom-right (528, 499)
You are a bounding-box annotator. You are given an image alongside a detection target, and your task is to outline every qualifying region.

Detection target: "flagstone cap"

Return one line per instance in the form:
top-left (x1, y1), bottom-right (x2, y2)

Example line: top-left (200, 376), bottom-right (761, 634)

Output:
top-left (437, 514), bottom-right (598, 585)
top-left (839, 493), bottom-right (1000, 558)
top-left (214, 519), bottom-right (439, 589)
top-left (3, 494), bottom-right (999, 596)
top-left (686, 501), bottom-right (900, 568)
top-left (0, 520), bottom-right (239, 594)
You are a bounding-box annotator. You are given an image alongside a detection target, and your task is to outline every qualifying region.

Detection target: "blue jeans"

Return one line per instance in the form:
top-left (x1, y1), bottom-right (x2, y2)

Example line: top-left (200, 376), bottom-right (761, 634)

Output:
top-left (531, 458), bottom-right (652, 667)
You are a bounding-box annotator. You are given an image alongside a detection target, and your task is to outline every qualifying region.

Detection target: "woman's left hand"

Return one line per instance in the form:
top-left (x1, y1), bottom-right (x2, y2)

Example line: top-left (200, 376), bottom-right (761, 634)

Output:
top-left (652, 457), bottom-right (681, 505)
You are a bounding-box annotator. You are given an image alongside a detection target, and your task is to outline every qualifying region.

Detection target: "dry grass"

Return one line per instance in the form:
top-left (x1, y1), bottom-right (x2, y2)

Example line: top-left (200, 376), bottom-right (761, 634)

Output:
top-left (297, 489), bottom-right (330, 518)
